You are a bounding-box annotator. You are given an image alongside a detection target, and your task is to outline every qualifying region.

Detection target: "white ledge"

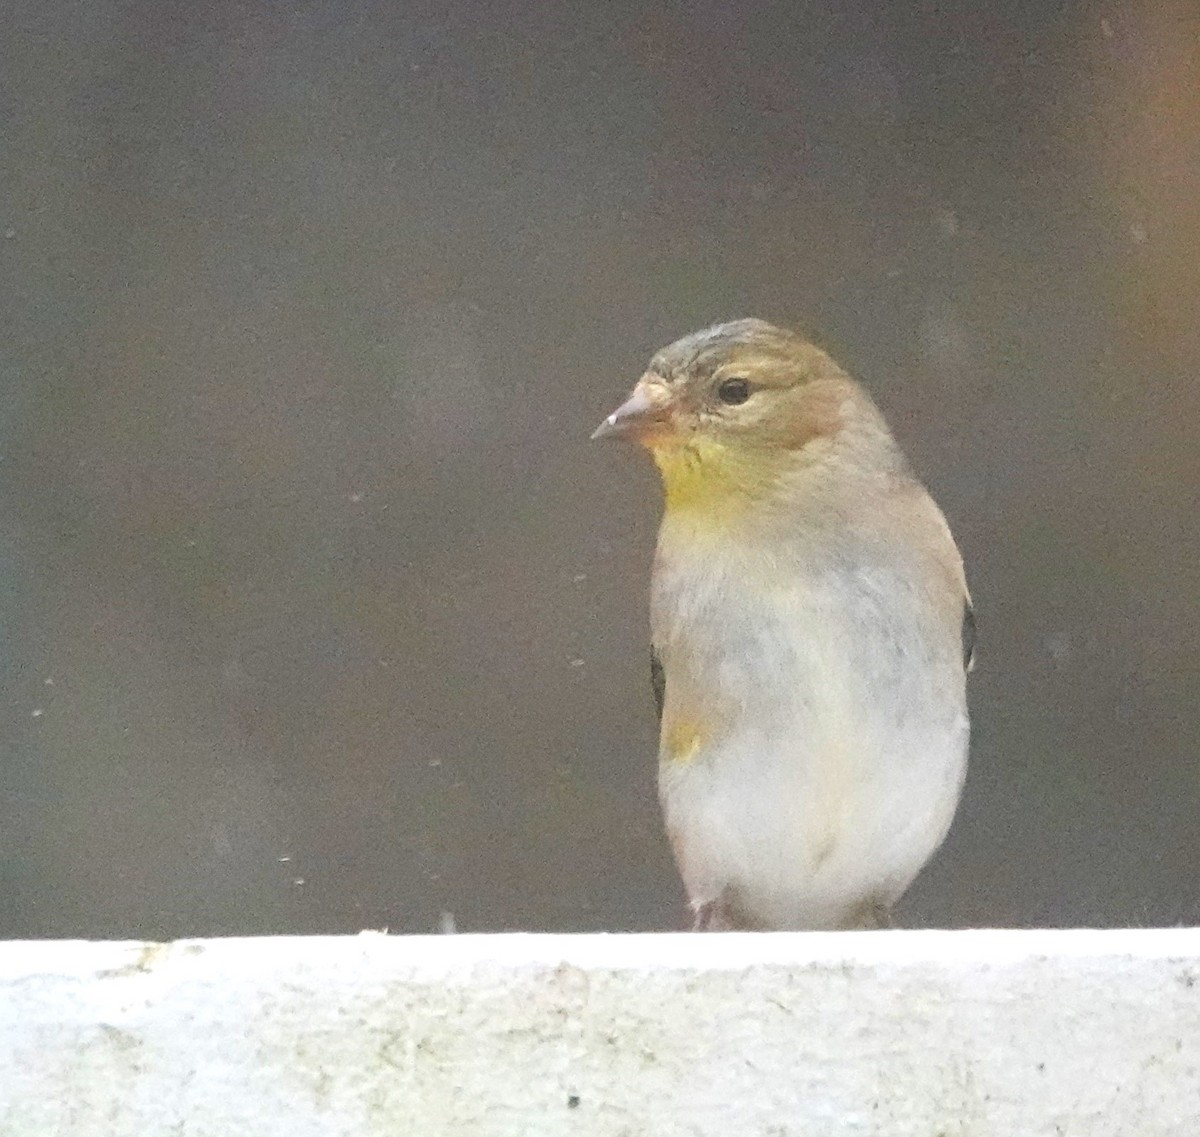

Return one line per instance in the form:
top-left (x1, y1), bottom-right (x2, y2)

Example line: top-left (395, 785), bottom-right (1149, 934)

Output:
top-left (3, 930), bottom-right (1200, 1135)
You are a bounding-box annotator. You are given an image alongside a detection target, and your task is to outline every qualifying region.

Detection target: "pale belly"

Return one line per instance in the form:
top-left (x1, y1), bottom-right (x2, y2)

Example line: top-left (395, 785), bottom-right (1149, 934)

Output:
top-left (659, 711), bottom-right (968, 929)
top-left (652, 540), bottom-right (969, 930)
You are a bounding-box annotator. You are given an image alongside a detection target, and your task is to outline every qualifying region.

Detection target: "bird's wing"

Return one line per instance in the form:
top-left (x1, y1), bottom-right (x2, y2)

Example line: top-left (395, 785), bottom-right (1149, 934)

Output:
top-left (891, 481), bottom-right (974, 675)
top-left (962, 601), bottom-right (976, 672)
top-left (650, 647), bottom-right (666, 723)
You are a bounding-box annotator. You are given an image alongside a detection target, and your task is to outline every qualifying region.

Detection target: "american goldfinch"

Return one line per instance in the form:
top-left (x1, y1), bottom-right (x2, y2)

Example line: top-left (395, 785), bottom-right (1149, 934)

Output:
top-left (594, 319), bottom-right (973, 930)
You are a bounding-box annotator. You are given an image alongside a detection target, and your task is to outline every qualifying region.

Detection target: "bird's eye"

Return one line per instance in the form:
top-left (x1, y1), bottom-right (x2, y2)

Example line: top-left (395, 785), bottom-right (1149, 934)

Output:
top-left (716, 377), bottom-right (752, 405)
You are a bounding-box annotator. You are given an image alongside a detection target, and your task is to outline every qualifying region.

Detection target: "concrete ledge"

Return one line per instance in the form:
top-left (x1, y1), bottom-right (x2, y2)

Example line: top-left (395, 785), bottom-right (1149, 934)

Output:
top-left (2, 929), bottom-right (1199, 1135)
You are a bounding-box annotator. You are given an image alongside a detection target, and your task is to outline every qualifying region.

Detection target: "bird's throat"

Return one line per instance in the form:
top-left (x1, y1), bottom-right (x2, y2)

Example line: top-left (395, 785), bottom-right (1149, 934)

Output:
top-left (649, 438), bottom-right (779, 519)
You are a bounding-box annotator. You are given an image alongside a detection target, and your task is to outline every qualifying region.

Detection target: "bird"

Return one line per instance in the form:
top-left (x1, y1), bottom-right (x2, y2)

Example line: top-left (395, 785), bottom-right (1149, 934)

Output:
top-left (593, 318), bottom-right (973, 930)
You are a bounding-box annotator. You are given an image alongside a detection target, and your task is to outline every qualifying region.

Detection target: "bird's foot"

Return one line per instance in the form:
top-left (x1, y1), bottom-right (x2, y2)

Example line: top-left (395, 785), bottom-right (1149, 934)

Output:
top-left (690, 899), bottom-right (729, 932)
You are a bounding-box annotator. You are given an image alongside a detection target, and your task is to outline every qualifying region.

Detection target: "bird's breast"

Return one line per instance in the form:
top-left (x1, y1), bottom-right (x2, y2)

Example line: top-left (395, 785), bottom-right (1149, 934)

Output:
top-left (650, 525), bottom-right (964, 766)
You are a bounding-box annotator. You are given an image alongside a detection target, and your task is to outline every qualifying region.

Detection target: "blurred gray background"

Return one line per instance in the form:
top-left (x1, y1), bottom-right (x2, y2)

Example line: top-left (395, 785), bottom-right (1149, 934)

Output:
top-left (1, 0), bottom-right (1197, 938)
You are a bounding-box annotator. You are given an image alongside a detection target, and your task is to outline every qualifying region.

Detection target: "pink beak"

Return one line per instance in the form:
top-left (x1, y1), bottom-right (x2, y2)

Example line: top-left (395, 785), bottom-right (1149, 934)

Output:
top-left (591, 386), bottom-right (669, 442)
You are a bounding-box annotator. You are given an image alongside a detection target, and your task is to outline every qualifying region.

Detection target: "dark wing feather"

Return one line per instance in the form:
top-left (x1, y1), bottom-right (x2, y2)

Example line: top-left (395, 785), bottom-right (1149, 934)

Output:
top-left (962, 602), bottom-right (976, 672)
top-left (650, 647), bottom-right (666, 723)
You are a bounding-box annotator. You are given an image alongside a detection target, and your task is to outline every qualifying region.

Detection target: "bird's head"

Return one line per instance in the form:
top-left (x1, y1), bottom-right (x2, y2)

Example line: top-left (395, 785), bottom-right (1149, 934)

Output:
top-left (593, 319), bottom-right (889, 514)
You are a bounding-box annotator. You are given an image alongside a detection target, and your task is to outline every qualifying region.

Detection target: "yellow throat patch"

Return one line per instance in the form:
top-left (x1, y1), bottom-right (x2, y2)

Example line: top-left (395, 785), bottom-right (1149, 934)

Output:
top-left (649, 438), bottom-right (776, 517)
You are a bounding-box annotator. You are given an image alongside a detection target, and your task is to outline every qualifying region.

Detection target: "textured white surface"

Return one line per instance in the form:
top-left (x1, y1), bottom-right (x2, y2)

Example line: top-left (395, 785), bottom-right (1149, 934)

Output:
top-left (2, 930), bottom-right (1200, 1136)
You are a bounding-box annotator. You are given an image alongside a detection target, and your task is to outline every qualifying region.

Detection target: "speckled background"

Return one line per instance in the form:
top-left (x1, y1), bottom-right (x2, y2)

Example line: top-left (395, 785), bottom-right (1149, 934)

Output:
top-left (1, 0), bottom-right (1197, 937)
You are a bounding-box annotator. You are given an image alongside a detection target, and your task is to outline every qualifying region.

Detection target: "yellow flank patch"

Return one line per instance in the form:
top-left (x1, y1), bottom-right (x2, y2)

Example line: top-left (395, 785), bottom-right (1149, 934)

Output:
top-left (650, 439), bottom-right (775, 516)
top-left (662, 716), bottom-right (706, 764)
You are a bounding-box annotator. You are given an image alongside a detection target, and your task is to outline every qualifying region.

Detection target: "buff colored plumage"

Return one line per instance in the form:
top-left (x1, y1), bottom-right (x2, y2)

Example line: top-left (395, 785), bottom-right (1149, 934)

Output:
top-left (594, 319), bottom-right (972, 930)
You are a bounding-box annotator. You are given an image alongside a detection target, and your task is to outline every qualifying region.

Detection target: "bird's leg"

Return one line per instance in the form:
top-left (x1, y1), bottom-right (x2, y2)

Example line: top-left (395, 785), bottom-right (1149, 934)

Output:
top-left (844, 897), bottom-right (895, 930)
top-left (690, 898), bottom-right (730, 932)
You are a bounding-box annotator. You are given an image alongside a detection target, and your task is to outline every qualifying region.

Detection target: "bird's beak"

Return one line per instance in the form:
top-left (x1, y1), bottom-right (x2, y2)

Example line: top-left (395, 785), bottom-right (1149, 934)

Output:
top-left (591, 384), bottom-right (670, 443)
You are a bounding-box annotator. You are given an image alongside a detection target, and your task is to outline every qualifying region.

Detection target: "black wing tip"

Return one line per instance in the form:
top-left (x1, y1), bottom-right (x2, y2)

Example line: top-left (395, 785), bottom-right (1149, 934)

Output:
top-left (962, 602), bottom-right (977, 672)
top-left (650, 648), bottom-right (666, 722)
